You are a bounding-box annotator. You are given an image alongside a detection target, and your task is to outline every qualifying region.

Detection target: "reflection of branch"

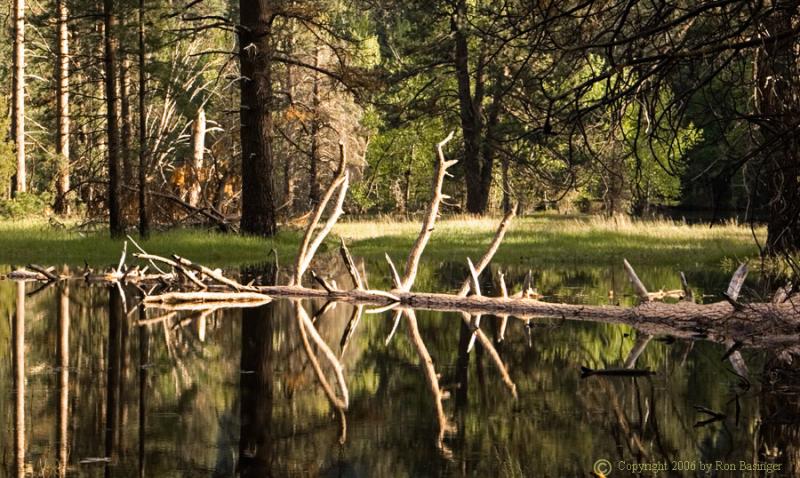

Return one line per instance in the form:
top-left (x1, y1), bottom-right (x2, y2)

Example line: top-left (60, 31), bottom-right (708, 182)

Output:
top-left (295, 301), bottom-right (349, 410)
top-left (404, 309), bottom-right (454, 458)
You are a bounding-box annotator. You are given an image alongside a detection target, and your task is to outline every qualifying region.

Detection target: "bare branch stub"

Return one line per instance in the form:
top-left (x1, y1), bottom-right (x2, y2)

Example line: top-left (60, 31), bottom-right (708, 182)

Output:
top-left (399, 131), bottom-right (456, 291)
top-left (623, 258), bottom-right (650, 301)
top-left (339, 238), bottom-right (364, 290)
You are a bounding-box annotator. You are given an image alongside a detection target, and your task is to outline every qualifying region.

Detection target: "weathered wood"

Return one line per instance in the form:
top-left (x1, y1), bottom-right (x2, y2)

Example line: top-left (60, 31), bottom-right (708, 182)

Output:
top-left (623, 258), bottom-right (650, 301)
top-left (400, 132), bottom-right (456, 291)
top-left (339, 238), bottom-right (364, 290)
top-left (292, 142), bottom-right (348, 286)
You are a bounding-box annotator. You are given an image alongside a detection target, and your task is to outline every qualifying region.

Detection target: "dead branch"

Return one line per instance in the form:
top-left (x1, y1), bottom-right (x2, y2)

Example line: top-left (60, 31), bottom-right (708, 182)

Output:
top-left (399, 132), bottom-right (456, 291)
top-left (292, 142), bottom-right (349, 286)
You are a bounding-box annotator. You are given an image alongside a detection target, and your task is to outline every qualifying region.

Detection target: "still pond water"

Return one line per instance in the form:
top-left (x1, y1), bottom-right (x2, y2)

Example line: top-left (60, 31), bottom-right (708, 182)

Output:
top-left (0, 258), bottom-right (797, 477)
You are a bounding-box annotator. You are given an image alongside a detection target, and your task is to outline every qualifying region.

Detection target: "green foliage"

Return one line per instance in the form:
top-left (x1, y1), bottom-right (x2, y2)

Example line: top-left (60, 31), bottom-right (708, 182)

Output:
top-left (0, 192), bottom-right (53, 219)
top-left (0, 95), bottom-right (14, 196)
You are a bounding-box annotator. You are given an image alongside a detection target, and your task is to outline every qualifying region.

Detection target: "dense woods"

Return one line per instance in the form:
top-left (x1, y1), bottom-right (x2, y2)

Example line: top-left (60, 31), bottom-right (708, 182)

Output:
top-left (1, 0), bottom-right (799, 254)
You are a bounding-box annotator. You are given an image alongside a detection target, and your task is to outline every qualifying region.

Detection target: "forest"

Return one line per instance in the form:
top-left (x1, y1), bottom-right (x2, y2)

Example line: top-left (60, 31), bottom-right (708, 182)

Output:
top-left (0, 0), bottom-right (798, 259)
top-left (4, 2), bottom-right (800, 476)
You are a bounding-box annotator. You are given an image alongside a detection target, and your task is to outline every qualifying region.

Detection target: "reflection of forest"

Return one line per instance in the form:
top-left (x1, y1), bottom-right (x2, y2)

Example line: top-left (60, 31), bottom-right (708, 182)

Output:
top-left (0, 260), bottom-right (796, 476)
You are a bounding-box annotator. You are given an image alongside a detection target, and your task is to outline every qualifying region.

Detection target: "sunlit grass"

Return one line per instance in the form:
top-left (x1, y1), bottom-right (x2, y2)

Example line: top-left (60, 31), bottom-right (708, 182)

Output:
top-left (0, 213), bottom-right (762, 268)
top-left (336, 213), bottom-right (762, 268)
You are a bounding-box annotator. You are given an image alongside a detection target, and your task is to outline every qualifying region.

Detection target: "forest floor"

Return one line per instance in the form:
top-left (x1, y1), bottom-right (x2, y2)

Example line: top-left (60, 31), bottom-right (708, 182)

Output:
top-left (0, 214), bottom-right (760, 269)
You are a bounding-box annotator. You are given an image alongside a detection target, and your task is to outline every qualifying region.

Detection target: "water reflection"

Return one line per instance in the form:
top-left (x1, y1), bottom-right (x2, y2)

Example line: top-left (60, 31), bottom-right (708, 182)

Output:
top-left (0, 261), bottom-right (798, 476)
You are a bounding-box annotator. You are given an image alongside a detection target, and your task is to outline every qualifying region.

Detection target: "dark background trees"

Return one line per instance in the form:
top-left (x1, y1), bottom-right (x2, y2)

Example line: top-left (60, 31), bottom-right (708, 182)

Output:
top-left (2, 0), bottom-right (799, 255)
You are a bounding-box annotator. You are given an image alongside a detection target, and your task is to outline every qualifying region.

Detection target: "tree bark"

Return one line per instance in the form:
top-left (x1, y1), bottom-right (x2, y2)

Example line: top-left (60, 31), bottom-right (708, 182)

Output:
top-left (137, 0), bottom-right (149, 238)
top-left (12, 0), bottom-right (26, 195)
top-left (239, 0), bottom-right (277, 236)
top-left (308, 47), bottom-right (322, 209)
top-left (54, 0), bottom-right (70, 214)
top-left (188, 107), bottom-right (205, 207)
top-left (120, 57), bottom-right (133, 184)
top-left (452, 0), bottom-right (493, 213)
top-left (756, 0), bottom-right (800, 255)
top-left (104, 0), bottom-right (124, 237)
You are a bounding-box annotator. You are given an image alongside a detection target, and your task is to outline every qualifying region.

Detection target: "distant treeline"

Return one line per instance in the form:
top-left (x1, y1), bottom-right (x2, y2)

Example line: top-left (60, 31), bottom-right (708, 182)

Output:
top-left (1, 0), bottom-right (798, 253)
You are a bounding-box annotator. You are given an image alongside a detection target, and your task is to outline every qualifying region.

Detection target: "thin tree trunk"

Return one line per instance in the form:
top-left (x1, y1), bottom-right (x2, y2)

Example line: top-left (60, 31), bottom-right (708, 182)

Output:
top-left (12, 0), bottom-right (26, 195)
top-left (188, 107), bottom-right (205, 207)
top-left (55, 0), bottom-right (70, 214)
top-left (121, 57), bottom-right (133, 184)
top-left (308, 47), bottom-right (322, 209)
top-left (104, 0), bottom-right (124, 236)
top-left (137, 0), bottom-right (149, 238)
top-left (239, 0), bottom-right (277, 236)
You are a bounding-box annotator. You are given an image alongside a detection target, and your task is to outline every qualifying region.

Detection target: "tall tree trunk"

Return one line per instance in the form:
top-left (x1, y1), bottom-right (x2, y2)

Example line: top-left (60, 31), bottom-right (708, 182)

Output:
top-left (104, 0), bottom-right (124, 237)
top-left (282, 28), bottom-right (296, 214)
top-left (120, 57), bottom-right (133, 184)
top-left (239, 1), bottom-right (277, 236)
top-left (137, 0), bottom-right (149, 238)
top-left (308, 47), bottom-right (322, 209)
top-left (55, 0), bottom-right (70, 214)
top-left (12, 0), bottom-right (26, 195)
top-left (756, 0), bottom-right (800, 255)
top-left (452, 0), bottom-right (491, 214)
top-left (188, 107), bottom-right (206, 207)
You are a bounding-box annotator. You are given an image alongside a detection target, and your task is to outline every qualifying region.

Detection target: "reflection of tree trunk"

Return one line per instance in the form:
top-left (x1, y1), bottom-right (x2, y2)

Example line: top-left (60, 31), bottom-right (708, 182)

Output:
top-left (14, 282), bottom-right (25, 478)
top-left (106, 287), bottom-right (122, 475)
top-left (119, 295), bottom-right (130, 455)
top-left (138, 307), bottom-right (149, 478)
top-left (238, 304), bottom-right (274, 477)
top-left (455, 320), bottom-right (470, 410)
top-left (760, 359), bottom-right (800, 475)
top-left (58, 282), bottom-right (70, 477)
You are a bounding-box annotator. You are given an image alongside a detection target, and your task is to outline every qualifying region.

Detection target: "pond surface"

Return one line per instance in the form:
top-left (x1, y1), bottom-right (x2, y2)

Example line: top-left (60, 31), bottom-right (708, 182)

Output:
top-left (0, 259), bottom-right (797, 477)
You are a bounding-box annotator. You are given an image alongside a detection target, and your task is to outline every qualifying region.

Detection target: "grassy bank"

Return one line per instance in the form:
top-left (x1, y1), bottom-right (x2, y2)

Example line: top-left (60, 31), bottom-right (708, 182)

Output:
top-left (0, 214), bottom-right (761, 269)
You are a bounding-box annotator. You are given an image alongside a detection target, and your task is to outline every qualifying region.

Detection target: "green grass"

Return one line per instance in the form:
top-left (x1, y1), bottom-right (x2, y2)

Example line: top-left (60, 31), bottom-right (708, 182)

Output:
top-left (0, 214), bottom-right (762, 269)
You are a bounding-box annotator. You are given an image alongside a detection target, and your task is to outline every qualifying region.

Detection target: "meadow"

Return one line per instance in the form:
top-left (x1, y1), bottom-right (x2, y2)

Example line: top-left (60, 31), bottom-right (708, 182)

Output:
top-left (0, 214), bottom-right (762, 269)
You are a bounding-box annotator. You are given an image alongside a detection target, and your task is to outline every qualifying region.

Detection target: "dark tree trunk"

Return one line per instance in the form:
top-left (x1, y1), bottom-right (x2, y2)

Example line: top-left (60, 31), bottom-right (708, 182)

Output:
top-left (137, 0), bottom-right (149, 238)
top-left (104, 0), bottom-right (124, 237)
top-left (238, 304), bottom-right (274, 477)
top-left (756, 0), bottom-right (800, 255)
top-left (239, 1), bottom-right (277, 236)
top-left (452, 0), bottom-right (493, 214)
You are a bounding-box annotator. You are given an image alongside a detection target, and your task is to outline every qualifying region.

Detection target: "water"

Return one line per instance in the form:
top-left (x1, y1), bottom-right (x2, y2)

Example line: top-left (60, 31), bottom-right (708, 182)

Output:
top-left (0, 259), bottom-right (796, 477)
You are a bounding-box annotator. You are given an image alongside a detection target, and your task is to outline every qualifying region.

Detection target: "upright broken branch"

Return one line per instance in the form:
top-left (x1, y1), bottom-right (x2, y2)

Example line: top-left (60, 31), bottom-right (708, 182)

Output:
top-left (399, 132), bottom-right (456, 291)
top-left (292, 142), bottom-right (349, 286)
